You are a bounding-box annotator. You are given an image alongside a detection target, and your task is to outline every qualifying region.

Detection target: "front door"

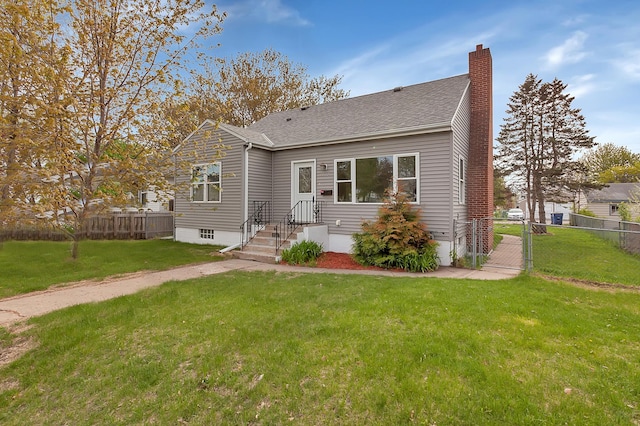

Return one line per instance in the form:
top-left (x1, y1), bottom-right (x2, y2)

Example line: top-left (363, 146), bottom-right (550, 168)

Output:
top-left (292, 161), bottom-right (315, 223)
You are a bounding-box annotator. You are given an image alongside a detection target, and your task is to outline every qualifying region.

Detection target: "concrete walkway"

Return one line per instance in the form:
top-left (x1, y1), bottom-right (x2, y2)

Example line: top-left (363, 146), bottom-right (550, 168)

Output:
top-left (0, 237), bottom-right (522, 326)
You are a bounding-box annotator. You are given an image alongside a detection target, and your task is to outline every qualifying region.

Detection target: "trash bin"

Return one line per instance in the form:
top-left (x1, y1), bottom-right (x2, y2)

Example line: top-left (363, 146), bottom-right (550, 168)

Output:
top-left (551, 213), bottom-right (563, 225)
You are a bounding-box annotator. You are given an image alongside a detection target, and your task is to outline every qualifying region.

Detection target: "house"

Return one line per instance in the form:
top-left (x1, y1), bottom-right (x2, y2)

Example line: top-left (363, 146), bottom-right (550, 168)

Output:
top-left (138, 184), bottom-right (174, 212)
top-left (582, 183), bottom-right (640, 219)
top-left (172, 45), bottom-right (494, 266)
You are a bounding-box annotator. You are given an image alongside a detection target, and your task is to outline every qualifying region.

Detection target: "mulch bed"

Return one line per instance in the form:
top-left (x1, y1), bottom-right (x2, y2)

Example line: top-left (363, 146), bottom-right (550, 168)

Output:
top-left (314, 252), bottom-right (401, 272)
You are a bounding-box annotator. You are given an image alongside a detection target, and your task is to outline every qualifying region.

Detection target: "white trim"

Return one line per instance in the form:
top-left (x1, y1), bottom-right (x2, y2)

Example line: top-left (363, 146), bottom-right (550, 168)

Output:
top-left (173, 119), bottom-right (219, 154)
top-left (333, 153), bottom-right (420, 204)
top-left (191, 162), bottom-right (222, 203)
top-left (458, 155), bottom-right (466, 205)
top-left (291, 159), bottom-right (317, 208)
top-left (451, 81), bottom-right (471, 126)
top-left (243, 143), bottom-right (253, 226)
top-left (334, 158), bottom-right (355, 204)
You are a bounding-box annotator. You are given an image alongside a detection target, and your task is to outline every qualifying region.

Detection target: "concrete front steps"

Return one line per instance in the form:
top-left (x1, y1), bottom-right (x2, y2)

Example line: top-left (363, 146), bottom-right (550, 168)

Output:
top-left (233, 225), bottom-right (297, 264)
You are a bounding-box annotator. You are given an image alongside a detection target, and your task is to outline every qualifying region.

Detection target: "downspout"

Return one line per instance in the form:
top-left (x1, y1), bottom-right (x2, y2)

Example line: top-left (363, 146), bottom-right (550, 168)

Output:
top-left (243, 143), bottom-right (253, 225)
top-left (172, 153), bottom-right (177, 241)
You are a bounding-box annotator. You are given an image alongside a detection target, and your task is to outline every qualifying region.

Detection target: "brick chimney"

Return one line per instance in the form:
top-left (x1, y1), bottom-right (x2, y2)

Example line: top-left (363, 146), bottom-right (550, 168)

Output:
top-left (467, 44), bottom-right (493, 252)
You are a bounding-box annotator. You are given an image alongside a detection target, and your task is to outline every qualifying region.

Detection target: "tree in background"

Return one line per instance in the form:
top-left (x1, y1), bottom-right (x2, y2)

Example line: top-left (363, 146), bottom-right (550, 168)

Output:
top-left (495, 74), bottom-right (595, 225)
top-left (581, 143), bottom-right (640, 183)
top-left (160, 48), bottom-right (350, 146)
top-left (60, 0), bottom-right (225, 258)
top-left (493, 172), bottom-right (515, 211)
top-left (0, 0), bottom-right (71, 229)
top-left (597, 162), bottom-right (640, 183)
top-left (1, 0), bottom-right (225, 257)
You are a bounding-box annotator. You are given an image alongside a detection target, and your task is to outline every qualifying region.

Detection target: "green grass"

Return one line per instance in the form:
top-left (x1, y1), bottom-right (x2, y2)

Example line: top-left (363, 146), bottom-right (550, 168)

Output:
top-left (0, 239), bottom-right (224, 298)
top-left (494, 221), bottom-right (640, 287)
top-left (1, 271), bottom-right (639, 425)
top-left (531, 227), bottom-right (640, 286)
top-left (493, 221), bottom-right (526, 237)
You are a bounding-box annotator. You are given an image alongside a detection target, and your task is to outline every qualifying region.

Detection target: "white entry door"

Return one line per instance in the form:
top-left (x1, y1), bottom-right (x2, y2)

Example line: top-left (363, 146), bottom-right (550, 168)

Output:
top-left (292, 161), bottom-right (315, 223)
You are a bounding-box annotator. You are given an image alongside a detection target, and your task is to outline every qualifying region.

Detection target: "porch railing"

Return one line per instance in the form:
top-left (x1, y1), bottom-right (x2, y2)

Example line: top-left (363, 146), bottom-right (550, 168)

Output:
top-left (240, 201), bottom-right (271, 248)
top-left (274, 199), bottom-right (324, 253)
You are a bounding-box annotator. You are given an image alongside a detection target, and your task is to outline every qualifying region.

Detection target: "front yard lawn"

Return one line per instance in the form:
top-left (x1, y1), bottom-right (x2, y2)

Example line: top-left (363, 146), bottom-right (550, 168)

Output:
top-left (1, 271), bottom-right (639, 424)
top-left (0, 239), bottom-right (224, 298)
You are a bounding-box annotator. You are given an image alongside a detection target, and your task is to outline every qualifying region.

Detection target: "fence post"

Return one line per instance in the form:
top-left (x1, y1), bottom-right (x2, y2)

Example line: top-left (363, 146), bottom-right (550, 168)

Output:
top-left (471, 219), bottom-right (477, 268)
top-left (524, 221), bottom-right (533, 272)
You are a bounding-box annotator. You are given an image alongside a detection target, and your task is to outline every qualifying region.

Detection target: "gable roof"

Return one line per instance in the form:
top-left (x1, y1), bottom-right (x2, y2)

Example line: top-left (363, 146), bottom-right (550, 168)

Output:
top-left (248, 74), bottom-right (470, 148)
top-left (173, 120), bottom-right (272, 154)
top-left (585, 183), bottom-right (640, 203)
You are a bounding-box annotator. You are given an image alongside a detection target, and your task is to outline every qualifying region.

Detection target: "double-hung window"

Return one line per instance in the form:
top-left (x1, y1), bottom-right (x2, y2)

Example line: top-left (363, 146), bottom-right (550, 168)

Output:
top-left (458, 157), bottom-right (465, 204)
top-left (192, 162), bottom-right (221, 202)
top-left (335, 153), bottom-right (418, 203)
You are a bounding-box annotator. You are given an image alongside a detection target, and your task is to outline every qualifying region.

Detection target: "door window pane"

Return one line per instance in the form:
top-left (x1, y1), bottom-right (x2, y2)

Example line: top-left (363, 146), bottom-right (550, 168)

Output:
top-left (298, 166), bottom-right (312, 193)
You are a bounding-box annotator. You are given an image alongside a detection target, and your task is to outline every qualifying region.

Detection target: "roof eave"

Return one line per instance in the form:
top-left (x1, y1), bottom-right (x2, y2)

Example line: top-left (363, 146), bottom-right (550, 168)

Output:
top-left (270, 122), bottom-right (453, 150)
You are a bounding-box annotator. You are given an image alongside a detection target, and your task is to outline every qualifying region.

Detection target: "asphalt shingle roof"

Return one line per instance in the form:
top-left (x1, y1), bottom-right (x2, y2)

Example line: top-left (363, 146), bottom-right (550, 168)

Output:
top-left (586, 183), bottom-right (640, 203)
top-left (248, 74), bottom-right (470, 147)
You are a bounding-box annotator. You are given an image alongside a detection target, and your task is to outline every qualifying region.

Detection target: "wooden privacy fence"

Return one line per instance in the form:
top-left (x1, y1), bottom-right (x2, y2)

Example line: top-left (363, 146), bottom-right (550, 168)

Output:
top-left (1, 212), bottom-right (174, 241)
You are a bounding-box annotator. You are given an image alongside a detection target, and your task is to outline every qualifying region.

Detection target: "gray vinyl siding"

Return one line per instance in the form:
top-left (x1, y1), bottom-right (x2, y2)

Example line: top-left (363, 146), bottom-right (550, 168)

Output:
top-left (451, 88), bottom-right (471, 238)
top-left (174, 124), bottom-right (244, 232)
top-left (587, 202), bottom-right (618, 218)
top-left (248, 147), bottom-right (273, 207)
top-left (270, 131), bottom-right (455, 241)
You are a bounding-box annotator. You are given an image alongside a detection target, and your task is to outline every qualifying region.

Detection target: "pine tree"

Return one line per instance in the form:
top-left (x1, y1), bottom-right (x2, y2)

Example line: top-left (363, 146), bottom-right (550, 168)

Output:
top-left (495, 74), bottom-right (595, 225)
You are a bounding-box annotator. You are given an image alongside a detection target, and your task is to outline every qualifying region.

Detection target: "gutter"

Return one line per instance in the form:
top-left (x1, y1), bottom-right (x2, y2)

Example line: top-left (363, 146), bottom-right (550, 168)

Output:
top-left (243, 142), bottom-right (253, 225)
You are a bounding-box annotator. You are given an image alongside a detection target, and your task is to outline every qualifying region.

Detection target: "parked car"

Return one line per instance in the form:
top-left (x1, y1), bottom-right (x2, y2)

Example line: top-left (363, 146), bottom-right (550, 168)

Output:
top-left (507, 208), bottom-right (524, 221)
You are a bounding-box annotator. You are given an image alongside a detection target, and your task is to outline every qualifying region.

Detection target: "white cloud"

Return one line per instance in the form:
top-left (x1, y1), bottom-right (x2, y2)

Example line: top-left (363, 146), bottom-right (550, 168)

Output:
top-left (561, 15), bottom-right (588, 27)
top-left (568, 74), bottom-right (596, 98)
top-left (544, 31), bottom-right (589, 68)
top-left (615, 49), bottom-right (640, 80)
top-left (331, 31), bottom-right (500, 96)
top-left (220, 0), bottom-right (310, 26)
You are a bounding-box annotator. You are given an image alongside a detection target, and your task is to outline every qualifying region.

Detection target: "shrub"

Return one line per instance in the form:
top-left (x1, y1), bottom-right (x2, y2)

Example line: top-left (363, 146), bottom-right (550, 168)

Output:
top-left (281, 240), bottom-right (323, 265)
top-left (577, 208), bottom-right (597, 217)
top-left (352, 192), bottom-right (439, 272)
top-left (618, 202), bottom-right (632, 222)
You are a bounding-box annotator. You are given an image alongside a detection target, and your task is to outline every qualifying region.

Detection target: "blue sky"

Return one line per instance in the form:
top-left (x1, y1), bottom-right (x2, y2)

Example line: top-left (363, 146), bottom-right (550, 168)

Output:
top-left (204, 0), bottom-right (640, 154)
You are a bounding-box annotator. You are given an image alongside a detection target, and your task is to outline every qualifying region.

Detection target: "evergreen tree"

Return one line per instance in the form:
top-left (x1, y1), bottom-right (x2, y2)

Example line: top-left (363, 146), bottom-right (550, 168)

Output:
top-left (495, 74), bottom-right (595, 224)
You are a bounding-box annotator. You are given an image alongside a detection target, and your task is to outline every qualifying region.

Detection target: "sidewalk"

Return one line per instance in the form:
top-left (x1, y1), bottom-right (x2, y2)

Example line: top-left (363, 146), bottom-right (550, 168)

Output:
top-left (0, 237), bottom-right (522, 326)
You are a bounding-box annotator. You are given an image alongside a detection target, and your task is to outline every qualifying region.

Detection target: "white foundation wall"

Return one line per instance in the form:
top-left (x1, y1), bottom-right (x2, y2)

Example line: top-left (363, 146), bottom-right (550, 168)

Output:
top-left (327, 233), bottom-right (453, 267)
top-left (175, 227), bottom-right (240, 247)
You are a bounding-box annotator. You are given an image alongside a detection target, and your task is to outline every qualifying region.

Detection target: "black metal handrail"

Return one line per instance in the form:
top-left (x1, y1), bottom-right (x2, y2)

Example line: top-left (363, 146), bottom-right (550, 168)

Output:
top-left (274, 199), bottom-right (323, 253)
top-left (240, 201), bottom-right (271, 248)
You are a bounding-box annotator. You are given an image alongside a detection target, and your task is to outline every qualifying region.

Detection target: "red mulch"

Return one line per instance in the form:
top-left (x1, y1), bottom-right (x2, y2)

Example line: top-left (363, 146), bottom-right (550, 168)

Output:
top-left (314, 252), bottom-right (389, 271)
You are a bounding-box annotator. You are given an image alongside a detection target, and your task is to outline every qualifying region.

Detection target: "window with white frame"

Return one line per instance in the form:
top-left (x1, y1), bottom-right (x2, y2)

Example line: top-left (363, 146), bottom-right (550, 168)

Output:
top-left (191, 163), bottom-right (221, 202)
top-left (458, 156), bottom-right (465, 204)
top-left (200, 229), bottom-right (215, 239)
top-left (335, 154), bottom-right (418, 203)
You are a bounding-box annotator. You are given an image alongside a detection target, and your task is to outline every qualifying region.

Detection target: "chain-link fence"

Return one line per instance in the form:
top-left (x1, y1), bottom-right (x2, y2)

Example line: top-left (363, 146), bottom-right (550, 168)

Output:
top-left (522, 214), bottom-right (640, 278)
top-left (454, 218), bottom-right (526, 270)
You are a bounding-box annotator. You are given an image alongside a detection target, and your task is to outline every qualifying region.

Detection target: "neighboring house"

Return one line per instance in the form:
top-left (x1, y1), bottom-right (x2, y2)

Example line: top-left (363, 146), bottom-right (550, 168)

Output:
top-left (173, 45), bottom-right (494, 266)
top-left (582, 183), bottom-right (640, 219)
top-left (138, 183), bottom-right (174, 212)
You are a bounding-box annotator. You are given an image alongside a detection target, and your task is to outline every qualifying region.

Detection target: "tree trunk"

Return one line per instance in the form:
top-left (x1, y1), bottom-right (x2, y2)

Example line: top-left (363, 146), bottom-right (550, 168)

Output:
top-left (71, 238), bottom-right (79, 259)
